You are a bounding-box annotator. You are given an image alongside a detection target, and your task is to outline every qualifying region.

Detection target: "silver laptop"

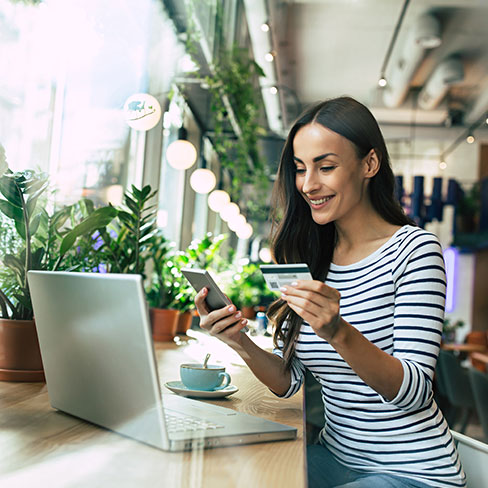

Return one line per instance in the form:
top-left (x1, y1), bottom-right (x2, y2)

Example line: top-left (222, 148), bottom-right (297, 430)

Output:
top-left (27, 271), bottom-right (297, 451)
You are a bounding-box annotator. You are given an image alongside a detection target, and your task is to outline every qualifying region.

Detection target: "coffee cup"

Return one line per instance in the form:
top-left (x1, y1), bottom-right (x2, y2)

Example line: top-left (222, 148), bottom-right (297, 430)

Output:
top-left (180, 363), bottom-right (231, 391)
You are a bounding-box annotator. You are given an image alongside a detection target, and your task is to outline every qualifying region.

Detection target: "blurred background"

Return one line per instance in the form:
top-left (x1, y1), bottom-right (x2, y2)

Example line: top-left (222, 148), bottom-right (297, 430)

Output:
top-left (1, 0), bottom-right (488, 439)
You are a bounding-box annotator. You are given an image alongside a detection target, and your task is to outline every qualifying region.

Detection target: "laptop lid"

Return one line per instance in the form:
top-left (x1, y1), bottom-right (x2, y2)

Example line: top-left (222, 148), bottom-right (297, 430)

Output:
top-left (28, 271), bottom-right (169, 450)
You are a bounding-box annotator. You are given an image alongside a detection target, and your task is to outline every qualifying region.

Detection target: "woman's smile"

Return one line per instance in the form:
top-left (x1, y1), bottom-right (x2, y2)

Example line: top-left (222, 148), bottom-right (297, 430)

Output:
top-left (307, 194), bottom-right (335, 209)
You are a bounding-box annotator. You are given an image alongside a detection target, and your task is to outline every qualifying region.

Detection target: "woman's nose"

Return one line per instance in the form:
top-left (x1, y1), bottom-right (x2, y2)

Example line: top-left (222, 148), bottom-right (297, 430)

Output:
top-left (302, 170), bottom-right (320, 193)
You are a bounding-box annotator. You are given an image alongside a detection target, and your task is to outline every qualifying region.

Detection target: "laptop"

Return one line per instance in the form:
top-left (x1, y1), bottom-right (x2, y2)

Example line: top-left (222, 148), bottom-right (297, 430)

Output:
top-left (27, 271), bottom-right (297, 451)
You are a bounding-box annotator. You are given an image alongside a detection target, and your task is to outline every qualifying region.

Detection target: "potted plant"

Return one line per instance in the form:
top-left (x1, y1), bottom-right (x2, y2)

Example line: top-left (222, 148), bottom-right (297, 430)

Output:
top-left (442, 318), bottom-right (465, 344)
top-left (145, 231), bottom-right (181, 341)
top-left (0, 153), bottom-right (116, 381)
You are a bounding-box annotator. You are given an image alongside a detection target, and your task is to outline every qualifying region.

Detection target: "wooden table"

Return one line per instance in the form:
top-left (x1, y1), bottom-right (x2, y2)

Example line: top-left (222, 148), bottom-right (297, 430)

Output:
top-left (441, 343), bottom-right (487, 353)
top-left (0, 331), bottom-right (305, 488)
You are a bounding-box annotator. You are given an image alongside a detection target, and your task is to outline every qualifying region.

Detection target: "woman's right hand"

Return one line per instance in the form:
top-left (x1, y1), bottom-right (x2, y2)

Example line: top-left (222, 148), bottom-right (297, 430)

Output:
top-left (194, 287), bottom-right (248, 348)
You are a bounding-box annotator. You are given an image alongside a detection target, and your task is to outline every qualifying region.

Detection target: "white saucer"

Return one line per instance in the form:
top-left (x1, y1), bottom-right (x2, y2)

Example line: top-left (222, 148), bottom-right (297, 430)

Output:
top-left (164, 380), bottom-right (239, 398)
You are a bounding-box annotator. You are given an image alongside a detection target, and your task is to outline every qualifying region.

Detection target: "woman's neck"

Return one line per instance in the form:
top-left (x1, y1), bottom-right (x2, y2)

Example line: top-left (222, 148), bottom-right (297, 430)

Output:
top-left (333, 204), bottom-right (402, 266)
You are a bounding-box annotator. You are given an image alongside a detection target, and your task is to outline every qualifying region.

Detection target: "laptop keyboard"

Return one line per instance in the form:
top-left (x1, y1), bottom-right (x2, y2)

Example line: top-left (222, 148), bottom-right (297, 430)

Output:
top-left (164, 411), bottom-right (225, 433)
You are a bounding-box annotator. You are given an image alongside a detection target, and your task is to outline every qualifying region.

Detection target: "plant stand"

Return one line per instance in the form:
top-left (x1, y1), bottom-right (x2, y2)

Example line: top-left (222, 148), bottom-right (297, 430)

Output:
top-left (0, 319), bottom-right (45, 382)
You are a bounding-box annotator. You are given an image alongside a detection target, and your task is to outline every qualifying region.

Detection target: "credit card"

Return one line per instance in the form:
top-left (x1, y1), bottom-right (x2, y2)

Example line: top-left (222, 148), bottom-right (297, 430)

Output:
top-left (259, 264), bottom-right (313, 291)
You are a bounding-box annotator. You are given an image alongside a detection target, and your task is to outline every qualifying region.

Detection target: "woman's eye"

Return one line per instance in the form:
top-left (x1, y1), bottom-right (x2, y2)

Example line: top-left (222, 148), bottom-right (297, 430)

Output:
top-left (295, 168), bottom-right (306, 174)
top-left (320, 166), bottom-right (334, 172)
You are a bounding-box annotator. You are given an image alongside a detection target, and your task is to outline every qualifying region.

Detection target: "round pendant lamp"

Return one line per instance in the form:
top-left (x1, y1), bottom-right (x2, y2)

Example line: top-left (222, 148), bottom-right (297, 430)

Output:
top-left (220, 202), bottom-right (240, 222)
top-left (190, 168), bottom-right (216, 194)
top-left (208, 189), bottom-right (230, 212)
top-left (124, 93), bottom-right (161, 131)
top-left (166, 127), bottom-right (197, 170)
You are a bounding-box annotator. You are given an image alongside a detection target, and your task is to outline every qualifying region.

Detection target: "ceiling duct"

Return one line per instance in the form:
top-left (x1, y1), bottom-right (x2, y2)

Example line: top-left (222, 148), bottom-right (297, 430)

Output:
top-left (383, 13), bottom-right (441, 108)
top-left (418, 57), bottom-right (464, 110)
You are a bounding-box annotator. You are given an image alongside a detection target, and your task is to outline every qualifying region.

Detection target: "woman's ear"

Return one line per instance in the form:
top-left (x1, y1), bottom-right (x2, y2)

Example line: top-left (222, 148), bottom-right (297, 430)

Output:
top-left (363, 149), bottom-right (381, 179)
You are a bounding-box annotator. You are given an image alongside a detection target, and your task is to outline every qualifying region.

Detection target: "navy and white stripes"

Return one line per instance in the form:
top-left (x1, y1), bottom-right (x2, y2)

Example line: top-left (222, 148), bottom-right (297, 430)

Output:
top-left (273, 225), bottom-right (466, 487)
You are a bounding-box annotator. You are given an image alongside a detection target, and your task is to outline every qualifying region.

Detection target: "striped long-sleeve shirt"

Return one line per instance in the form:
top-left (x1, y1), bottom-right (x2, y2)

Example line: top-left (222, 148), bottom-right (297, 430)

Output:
top-left (273, 225), bottom-right (466, 487)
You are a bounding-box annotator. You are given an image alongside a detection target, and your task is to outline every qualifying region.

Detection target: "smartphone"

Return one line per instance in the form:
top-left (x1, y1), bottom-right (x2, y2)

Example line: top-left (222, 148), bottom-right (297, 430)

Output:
top-left (181, 268), bottom-right (231, 312)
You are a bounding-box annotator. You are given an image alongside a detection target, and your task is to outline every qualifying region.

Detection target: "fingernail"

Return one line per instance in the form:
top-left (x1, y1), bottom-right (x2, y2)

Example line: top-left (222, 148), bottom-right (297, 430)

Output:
top-left (227, 305), bottom-right (236, 312)
top-left (281, 294), bottom-right (287, 299)
top-left (290, 281), bottom-right (298, 286)
top-left (280, 287), bottom-right (287, 292)
top-left (201, 287), bottom-right (207, 295)
top-left (241, 319), bottom-right (247, 325)
top-left (235, 312), bottom-right (242, 319)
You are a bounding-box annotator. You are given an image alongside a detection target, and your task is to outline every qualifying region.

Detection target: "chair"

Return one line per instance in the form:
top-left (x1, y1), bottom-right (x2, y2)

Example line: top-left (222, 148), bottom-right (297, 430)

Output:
top-left (437, 350), bottom-right (476, 433)
top-left (468, 367), bottom-right (488, 443)
top-left (452, 431), bottom-right (488, 488)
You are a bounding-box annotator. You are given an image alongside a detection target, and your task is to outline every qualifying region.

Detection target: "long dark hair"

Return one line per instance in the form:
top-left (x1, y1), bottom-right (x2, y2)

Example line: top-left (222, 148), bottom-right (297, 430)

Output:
top-left (268, 96), bottom-right (414, 368)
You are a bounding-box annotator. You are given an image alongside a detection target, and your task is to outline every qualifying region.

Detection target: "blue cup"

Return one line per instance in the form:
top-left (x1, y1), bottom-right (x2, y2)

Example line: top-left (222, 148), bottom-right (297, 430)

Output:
top-left (180, 363), bottom-right (231, 391)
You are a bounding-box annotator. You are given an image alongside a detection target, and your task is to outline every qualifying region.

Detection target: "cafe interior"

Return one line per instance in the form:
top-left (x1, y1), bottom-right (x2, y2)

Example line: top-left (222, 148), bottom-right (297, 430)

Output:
top-left (1, 0), bottom-right (488, 487)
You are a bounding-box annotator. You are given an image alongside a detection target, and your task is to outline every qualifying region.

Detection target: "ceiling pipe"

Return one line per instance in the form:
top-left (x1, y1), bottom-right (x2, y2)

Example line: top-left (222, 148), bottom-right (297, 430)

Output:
top-left (383, 13), bottom-right (442, 108)
top-left (418, 57), bottom-right (464, 110)
top-left (464, 83), bottom-right (488, 125)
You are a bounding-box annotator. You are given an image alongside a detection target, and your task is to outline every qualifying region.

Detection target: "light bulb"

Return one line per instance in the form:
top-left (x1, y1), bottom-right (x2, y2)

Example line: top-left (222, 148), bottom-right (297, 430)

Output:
top-left (439, 161), bottom-right (447, 170)
top-left (124, 93), bottom-right (161, 131)
top-left (208, 190), bottom-right (230, 212)
top-left (166, 139), bottom-right (197, 170)
top-left (259, 247), bottom-right (272, 263)
top-left (228, 214), bottom-right (247, 232)
top-left (378, 77), bottom-right (387, 87)
top-left (220, 202), bottom-right (240, 222)
top-left (466, 134), bottom-right (475, 144)
top-left (269, 86), bottom-right (278, 95)
top-left (261, 23), bottom-right (270, 32)
top-left (237, 223), bottom-right (253, 240)
top-left (264, 52), bottom-right (274, 62)
top-left (190, 168), bottom-right (216, 194)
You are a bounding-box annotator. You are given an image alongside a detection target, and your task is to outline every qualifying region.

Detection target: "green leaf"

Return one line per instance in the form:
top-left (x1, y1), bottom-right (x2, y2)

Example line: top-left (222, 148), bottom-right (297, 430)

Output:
top-left (30, 247), bottom-right (45, 269)
top-left (29, 212), bottom-right (42, 235)
top-left (60, 206), bottom-right (117, 255)
top-left (0, 175), bottom-right (23, 207)
top-left (125, 196), bottom-right (140, 215)
top-left (4, 254), bottom-right (25, 277)
top-left (0, 199), bottom-right (24, 222)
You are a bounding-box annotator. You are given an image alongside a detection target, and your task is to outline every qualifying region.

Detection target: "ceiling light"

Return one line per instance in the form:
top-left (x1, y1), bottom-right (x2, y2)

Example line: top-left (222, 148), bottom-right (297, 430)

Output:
top-left (190, 168), bottom-right (216, 194)
top-left (236, 223), bottom-right (253, 240)
top-left (258, 247), bottom-right (272, 263)
top-left (220, 202), bottom-right (240, 222)
top-left (466, 134), bottom-right (475, 144)
top-left (378, 77), bottom-right (387, 87)
top-left (124, 93), bottom-right (162, 131)
top-left (485, 116), bottom-right (488, 125)
top-left (264, 52), bottom-right (274, 62)
top-left (228, 214), bottom-right (247, 232)
top-left (208, 190), bottom-right (230, 212)
top-left (261, 23), bottom-right (270, 32)
top-left (439, 161), bottom-right (447, 170)
top-left (269, 86), bottom-right (278, 95)
top-left (166, 139), bottom-right (197, 170)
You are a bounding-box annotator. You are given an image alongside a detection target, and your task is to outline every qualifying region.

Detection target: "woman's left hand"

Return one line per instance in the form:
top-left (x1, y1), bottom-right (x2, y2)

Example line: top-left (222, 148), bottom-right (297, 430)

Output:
top-left (280, 280), bottom-right (343, 342)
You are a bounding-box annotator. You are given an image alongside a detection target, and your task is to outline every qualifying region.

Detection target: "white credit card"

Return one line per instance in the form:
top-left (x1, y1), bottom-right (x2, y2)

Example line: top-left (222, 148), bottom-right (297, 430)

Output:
top-left (260, 264), bottom-right (313, 291)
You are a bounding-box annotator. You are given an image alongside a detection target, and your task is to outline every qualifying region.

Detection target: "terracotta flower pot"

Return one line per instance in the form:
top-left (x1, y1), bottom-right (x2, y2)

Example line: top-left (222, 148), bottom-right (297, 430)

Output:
top-left (150, 308), bottom-right (179, 342)
top-left (176, 311), bottom-right (193, 334)
top-left (0, 318), bottom-right (45, 382)
top-left (242, 306), bottom-right (256, 320)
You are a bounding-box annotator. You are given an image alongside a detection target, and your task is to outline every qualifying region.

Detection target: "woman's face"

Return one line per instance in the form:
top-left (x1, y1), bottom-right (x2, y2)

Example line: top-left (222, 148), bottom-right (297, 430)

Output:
top-left (292, 123), bottom-right (371, 226)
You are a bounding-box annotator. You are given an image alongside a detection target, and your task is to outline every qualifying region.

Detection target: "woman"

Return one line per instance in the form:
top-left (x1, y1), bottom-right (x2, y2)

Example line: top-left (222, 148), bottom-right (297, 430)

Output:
top-left (195, 97), bottom-right (466, 488)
